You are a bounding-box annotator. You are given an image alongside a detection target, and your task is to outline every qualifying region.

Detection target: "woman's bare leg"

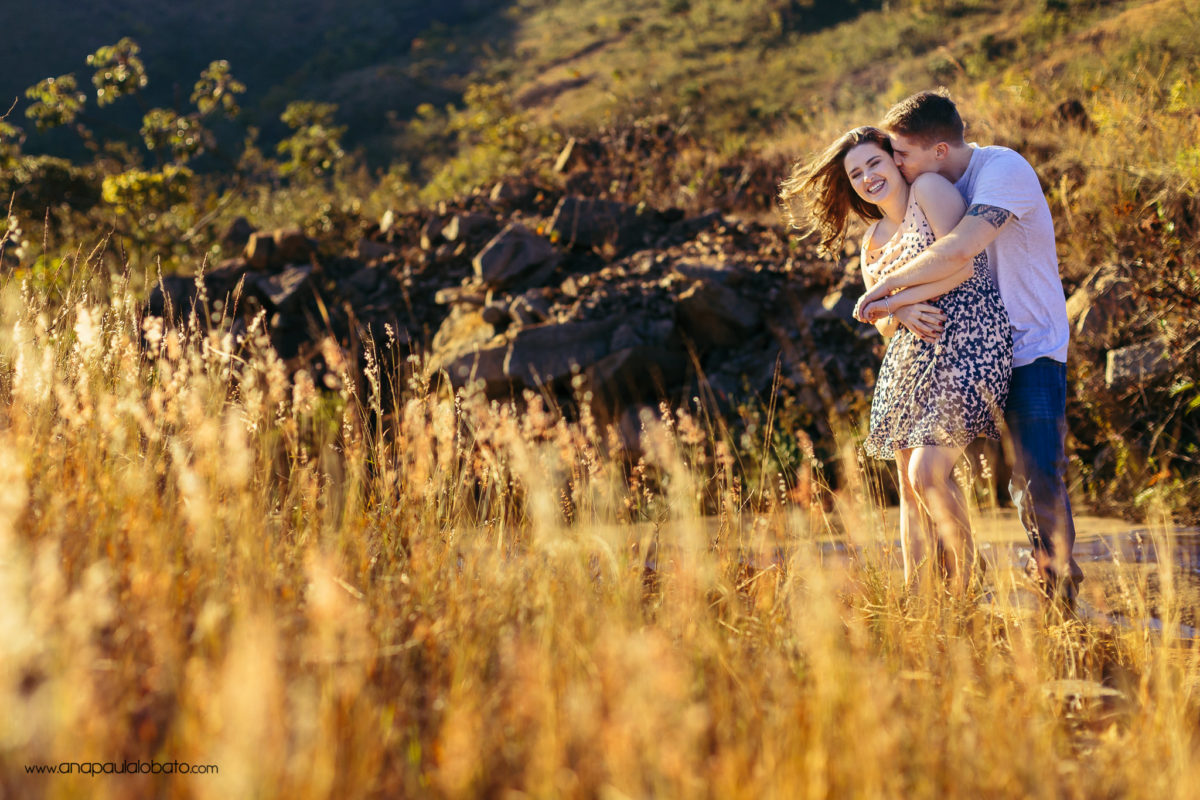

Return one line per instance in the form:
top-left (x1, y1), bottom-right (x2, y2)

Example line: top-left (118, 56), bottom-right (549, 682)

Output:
top-left (896, 449), bottom-right (930, 589)
top-left (907, 445), bottom-right (975, 594)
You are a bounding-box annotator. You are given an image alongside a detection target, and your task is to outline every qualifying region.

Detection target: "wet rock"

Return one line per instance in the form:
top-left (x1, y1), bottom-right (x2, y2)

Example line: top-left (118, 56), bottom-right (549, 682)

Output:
top-left (1105, 338), bottom-right (1171, 390)
top-left (675, 279), bottom-right (760, 348)
top-left (474, 223), bottom-right (559, 289)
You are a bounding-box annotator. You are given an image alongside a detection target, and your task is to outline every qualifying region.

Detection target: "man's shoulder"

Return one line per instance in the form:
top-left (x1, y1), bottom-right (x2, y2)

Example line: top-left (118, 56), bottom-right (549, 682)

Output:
top-left (966, 144), bottom-right (1042, 193)
top-left (970, 144), bottom-right (1033, 171)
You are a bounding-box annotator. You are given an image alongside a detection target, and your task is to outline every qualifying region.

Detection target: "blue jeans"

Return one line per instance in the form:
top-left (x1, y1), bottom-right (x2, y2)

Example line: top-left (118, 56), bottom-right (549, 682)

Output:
top-left (1005, 358), bottom-right (1082, 593)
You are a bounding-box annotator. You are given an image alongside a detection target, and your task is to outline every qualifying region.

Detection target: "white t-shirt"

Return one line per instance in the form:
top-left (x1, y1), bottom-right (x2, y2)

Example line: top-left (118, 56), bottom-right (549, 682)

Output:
top-left (955, 144), bottom-right (1069, 367)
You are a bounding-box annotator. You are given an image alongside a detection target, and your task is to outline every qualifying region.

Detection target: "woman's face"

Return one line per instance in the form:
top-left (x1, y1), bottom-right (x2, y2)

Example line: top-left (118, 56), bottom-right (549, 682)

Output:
top-left (843, 142), bottom-right (903, 206)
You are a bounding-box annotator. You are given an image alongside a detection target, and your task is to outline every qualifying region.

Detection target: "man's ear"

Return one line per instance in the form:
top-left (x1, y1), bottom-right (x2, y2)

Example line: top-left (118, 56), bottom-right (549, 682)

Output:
top-left (934, 142), bottom-right (949, 160)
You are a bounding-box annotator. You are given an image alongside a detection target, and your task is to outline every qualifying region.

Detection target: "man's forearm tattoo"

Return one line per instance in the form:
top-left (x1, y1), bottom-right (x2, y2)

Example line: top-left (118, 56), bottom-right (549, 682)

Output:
top-left (966, 204), bottom-right (1012, 229)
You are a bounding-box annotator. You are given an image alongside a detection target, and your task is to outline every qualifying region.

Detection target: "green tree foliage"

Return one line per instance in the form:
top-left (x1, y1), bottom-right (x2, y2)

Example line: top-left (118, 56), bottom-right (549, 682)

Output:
top-left (277, 101), bottom-right (346, 179)
top-left (191, 60), bottom-right (246, 118)
top-left (87, 37), bottom-right (149, 106)
top-left (140, 108), bottom-right (212, 163)
top-left (24, 75), bottom-right (87, 131)
top-left (0, 121), bottom-right (25, 164)
top-left (100, 164), bottom-right (194, 222)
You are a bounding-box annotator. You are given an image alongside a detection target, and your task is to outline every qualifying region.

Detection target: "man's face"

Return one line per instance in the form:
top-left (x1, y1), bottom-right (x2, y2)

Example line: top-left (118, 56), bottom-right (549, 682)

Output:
top-left (889, 133), bottom-right (942, 183)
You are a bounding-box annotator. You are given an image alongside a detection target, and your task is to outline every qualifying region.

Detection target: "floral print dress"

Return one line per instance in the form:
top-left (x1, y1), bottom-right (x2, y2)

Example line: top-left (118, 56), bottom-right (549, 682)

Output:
top-left (862, 192), bottom-right (1012, 460)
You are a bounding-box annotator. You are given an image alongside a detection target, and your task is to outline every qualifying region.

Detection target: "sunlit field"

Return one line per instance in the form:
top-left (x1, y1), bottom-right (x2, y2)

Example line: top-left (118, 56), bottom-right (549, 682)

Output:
top-left (1, 253), bottom-right (1198, 800)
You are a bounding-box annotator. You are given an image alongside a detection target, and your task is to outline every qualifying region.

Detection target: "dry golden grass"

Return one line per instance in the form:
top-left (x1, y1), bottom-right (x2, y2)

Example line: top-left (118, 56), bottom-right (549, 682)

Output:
top-left (1, 254), bottom-right (1198, 799)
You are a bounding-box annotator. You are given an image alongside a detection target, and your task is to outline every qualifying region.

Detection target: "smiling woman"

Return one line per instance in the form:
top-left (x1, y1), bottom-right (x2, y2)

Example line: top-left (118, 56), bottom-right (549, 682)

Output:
top-left (778, 126), bottom-right (894, 258)
top-left (781, 124), bottom-right (1012, 592)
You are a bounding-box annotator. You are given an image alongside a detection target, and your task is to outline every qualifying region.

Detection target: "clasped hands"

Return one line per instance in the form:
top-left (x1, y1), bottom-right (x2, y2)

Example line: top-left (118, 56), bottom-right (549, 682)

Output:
top-left (853, 281), bottom-right (946, 343)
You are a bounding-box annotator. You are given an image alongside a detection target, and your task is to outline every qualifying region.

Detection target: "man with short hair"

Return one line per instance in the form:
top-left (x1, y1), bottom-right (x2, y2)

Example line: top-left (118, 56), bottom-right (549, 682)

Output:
top-left (855, 89), bottom-right (1083, 605)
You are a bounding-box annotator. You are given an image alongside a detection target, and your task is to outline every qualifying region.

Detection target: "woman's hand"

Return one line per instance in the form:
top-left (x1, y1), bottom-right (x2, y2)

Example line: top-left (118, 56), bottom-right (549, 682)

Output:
top-left (860, 298), bottom-right (891, 324)
top-left (853, 280), bottom-right (893, 322)
top-left (893, 303), bottom-right (946, 343)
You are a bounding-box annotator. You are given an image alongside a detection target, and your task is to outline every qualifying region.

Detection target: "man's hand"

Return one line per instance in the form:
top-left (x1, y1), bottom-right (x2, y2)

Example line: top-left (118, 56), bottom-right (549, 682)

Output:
top-left (894, 303), bottom-right (946, 343)
top-left (853, 280), bottom-right (892, 322)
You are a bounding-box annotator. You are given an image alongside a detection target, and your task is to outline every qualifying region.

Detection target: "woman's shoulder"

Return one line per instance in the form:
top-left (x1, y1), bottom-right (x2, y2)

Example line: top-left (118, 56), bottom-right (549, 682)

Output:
top-left (909, 171), bottom-right (966, 217)
top-left (909, 171), bottom-right (958, 197)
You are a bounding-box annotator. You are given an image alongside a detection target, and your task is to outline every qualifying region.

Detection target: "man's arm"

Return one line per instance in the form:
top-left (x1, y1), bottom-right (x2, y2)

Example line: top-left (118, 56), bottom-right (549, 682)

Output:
top-left (852, 204), bottom-right (1013, 321)
top-left (859, 264), bottom-right (974, 324)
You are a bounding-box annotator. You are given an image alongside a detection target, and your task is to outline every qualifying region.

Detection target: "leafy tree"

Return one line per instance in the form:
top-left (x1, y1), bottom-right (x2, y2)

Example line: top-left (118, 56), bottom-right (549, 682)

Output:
top-left (140, 108), bottom-right (212, 163)
top-left (191, 60), bottom-right (246, 118)
top-left (87, 37), bottom-right (148, 106)
top-left (0, 120), bottom-right (25, 165)
top-left (25, 75), bottom-right (87, 131)
top-left (101, 164), bottom-right (193, 223)
top-left (277, 101), bottom-right (346, 179)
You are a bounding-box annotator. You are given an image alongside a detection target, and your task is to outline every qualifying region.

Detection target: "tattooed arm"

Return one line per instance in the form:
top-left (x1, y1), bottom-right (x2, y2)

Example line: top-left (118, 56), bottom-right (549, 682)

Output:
top-left (853, 204), bottom-right (1013, 322)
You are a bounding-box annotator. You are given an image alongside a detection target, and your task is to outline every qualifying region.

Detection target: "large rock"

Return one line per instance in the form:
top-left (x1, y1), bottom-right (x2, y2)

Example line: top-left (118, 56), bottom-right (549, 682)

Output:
top-left (245, 228), bottom-right (314, 270)
top-left (1066, 265), bottom-right (1135, 351)
top-left (675, 279), bottom-right (760, 348)
top-left (505, 318), bottom-right (618, 389)
top-left (440, 343), bottom-right (512, 398)
top-left (1105, 338), bottom-right (1171, 390)
top-left (442, 213), bottom-right (495, 242)
top-left (432, 305), bottom-right (499, 365)
top-left (147, 274), bottom-right (199, 319)
top-left (219, 216), bottom-right (255, 256)
top-left (585, 345), bottom-right (686, 410)
top-left (548, 196), bottom-right (650, 251)
top-left (437, 319), bottom-right (618, 398)
top-left (248, 264), bottom-right (315, 315)
top-left (354, 237), bottom-right (399, 263)
top-left (473, 223), bottom-right (559, 289)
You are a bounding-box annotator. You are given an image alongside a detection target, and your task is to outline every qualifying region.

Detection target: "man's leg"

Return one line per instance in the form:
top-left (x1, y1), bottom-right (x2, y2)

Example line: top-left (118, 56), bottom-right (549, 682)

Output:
top-left (1005, 358), bottom-right (1082, 604)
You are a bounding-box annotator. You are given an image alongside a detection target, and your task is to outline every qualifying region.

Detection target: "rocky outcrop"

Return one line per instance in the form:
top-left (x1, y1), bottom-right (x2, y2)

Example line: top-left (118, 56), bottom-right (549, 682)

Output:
top-left (146, 177), bottom-right (887, 447)
top-left (474, 223), bottom-right (560, 289)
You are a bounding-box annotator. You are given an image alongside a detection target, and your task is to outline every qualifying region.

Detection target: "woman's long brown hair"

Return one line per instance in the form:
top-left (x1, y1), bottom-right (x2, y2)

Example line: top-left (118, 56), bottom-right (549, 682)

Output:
top-left (779, 126), bottom-right (893, 259)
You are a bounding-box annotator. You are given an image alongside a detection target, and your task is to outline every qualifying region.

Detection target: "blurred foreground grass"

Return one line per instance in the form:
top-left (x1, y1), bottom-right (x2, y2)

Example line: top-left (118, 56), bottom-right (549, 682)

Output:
top-left (1, 253), bottom-right (1199, 799)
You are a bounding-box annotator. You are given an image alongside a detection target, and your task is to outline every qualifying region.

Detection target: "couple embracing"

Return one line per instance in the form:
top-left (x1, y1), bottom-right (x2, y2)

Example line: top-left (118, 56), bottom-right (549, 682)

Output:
top-left (782, 91), bottom-right (1082, 604)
